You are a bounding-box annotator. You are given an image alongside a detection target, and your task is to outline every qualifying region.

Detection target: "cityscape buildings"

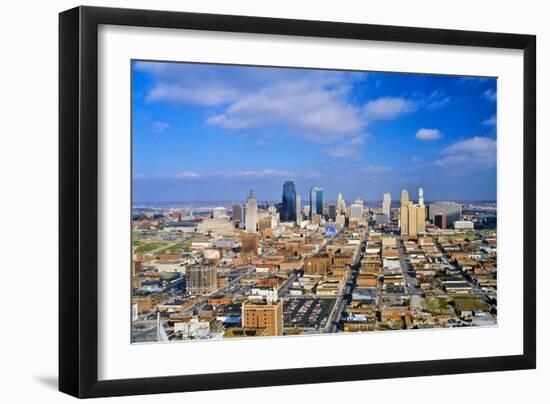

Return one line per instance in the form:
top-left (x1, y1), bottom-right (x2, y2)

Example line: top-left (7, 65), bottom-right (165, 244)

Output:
top-left (232, 204), bottom-right (241, 223)
top-left (337, 193), bottom-right (345, 215)
top-left (328, 204), bottom-right (337, 221)
top-left (399, 190), bottom-right (426, 238)
top-left (185, 265), bottom-right (217, 295)
top-left (382, 192), bottom-right (391, 218)
top-left (281, 181), bottom-right (297, 222)
top-left (428, 202), bottom-right (462, 226)
top-left (245, 190), bottom-right (258, 232)
top-left (213, 207), bottom-right (227, 219)
top-left (309, 187), bottom-right (324, 219)
top-left (296, 194), bottom-right (302, 224)
top-left (242, 300), bottom-right (284, 336)
top-left (241, 232), bottom-right (260, 255)
top-left (350, 200), bottom-right (363, 222)
top-left (434, 213), bottom-right (447, 229)
top-left (239, 203), bottom-right (247, 229)
top-left (132, 185), bottom-right (497, 343)
top-left (400, 189), bottom-right (410, 207)
top-left (131, 62), bottom-right (497, 344)
top-left (400, 203), bottom-right (426, 238)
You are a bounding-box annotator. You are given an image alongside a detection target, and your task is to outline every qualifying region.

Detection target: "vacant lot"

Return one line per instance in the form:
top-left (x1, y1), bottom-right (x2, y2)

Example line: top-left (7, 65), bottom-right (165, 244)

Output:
top-left (452, 296), bottom-right (489, 312)
top-left (134, 242), bottom-right (167, 253)
top-left (426, 297), bottom-right (450, 311)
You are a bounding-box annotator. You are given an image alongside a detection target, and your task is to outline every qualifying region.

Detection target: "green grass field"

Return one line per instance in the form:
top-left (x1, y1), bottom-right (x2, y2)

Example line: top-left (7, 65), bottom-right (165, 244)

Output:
top-left (134, 242), bottom-right (167, 254)
top-left (155, 243), bottom-right (186, 255)
top-left (426, 297), bottom-right (450, 311)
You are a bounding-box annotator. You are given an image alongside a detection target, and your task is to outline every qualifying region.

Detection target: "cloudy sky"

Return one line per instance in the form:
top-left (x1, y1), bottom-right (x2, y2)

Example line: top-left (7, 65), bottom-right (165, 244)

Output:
top-left (132, 60), bottom-right (497, 204)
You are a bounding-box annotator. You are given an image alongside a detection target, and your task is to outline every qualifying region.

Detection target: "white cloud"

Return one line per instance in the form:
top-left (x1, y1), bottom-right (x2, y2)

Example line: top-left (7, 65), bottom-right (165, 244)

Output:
top-left (360, 165), bottom-right (393, 174)
top-left (206, 114), bottom-right (249, 130)
top-left (207, 79), bottom-right (365, 143)
top-left (140, 169), bottom-right (318, 180)
top-left (425, 91), bottom-right (451, 110)
top-left (151, 121), bottom-right (170, 132)
top-left (434, 136), bottom-right (496, 171)
top-left (442, 136), bottom-right (496, 154)
top-left (363, 97), bottom-right (417, 120)
top-left (482, 115), bottom-right (497, 126)
top-left (325, 136), bottom-right (365, 158)
top-left (138, 62), bottom-right (367, 144)
top-left (146, 84), bottom-right (240, 106)
top-left (416, 128), bottom-right (443, 140)
top-left (484, 89), bottom-right (497, 101)
top-left (174, 171), bottom-right (201, 178)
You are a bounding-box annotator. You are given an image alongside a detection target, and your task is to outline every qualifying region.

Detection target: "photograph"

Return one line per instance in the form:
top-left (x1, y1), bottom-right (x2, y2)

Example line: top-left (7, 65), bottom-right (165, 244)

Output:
top-left (1, 0), bottom-right (543, 401)
top-left (131, 60), bottom-right (498, 343)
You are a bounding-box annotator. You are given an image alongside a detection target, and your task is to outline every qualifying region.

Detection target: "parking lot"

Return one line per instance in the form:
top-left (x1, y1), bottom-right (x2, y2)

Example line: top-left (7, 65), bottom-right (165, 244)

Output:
top-left (283, 298), bottom-right (336, 329)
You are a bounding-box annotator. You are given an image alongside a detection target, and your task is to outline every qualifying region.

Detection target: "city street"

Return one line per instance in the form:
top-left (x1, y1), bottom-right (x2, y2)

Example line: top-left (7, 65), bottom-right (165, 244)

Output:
top-left (396, 235), bottom-right (421, 295)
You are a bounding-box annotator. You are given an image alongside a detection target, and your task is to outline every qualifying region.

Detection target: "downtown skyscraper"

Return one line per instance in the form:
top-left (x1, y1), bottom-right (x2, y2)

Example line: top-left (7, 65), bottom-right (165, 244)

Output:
top-left (383, 192), bottom-right (392, 218)
top-left (245, 190), bottom-right (258, 232)
top-left (280, 181), bottom-right (297, 222)
top-left (309, 186), bottom-right (324, 219)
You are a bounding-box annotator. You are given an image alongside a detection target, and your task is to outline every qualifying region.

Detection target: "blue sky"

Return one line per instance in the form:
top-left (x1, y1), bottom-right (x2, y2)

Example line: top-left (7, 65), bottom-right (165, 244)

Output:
top-left (132, 60), bottom-right (497, 204)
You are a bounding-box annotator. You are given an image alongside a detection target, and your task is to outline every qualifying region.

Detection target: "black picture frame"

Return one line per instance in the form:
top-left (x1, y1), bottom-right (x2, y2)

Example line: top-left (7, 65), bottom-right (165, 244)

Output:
top-left (59, 5), bottom-right (536, 398)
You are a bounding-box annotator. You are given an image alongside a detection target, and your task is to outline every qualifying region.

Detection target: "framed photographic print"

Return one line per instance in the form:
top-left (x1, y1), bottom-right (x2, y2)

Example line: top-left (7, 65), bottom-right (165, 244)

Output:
top-left (59, 6), bottom-right (536, 398)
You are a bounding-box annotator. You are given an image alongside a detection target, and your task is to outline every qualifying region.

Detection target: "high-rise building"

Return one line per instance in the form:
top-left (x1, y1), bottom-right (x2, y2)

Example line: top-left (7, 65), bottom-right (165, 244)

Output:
top-left (335, 214), bottom-right (346, 228)
top-left (267, 205), bottom-right (277, 215)
top-left (418, 188), bottom-right (425, 206)
top-left (241, 232), bottom-right (260, 254)
top-left (337, 193), bottom-right (345, 214)
top-left (434, 213), bottom-right (447, 229)
top-left (415, 205), bottom-right (426, 234)
top-left (212, 207), bottom-right (227, 219)
top-left (428, 202), bottom-right (461, 226)
top-left (241, 300), bottom-right (283, 336)
top-left (239, 203), bottom-right (247, 229)
top-left (245, 190), bottom-right (258, 232)
top-left (454, 220), bottom-right (474, 230)
top-left (259, 216), bottom-right (273, 231)
top-left (350, 202), bottom-right (363, 222)
top-left (400, 189), bottom-right (410, 207)
top-left (323, 202), bottom-right (330, 218)
top-left (400, 204), bottom-right (426, 238)
top-left (328, 204), bottom-right (337, 220)
top-left (304, 254), bottom-right (331, 275)
top-left (281, 181), bottom-right (297, 222)
top-left (309, 186), bottom-right (324, 218)
top-left (232, 204), bottom-right (241, 223)
top-left (185, 265), bottom-right (217, 295)
top-left (383, 192), bottom-right (391, 218)
top-left (296, 194), bottom-right (302, 224)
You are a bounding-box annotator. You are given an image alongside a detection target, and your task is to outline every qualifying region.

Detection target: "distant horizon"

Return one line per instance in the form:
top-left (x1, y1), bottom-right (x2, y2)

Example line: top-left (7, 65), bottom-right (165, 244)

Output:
top-left (132, 198), bottom-right (497, 207)
top-left (132, 61), bottom-right (497, 202)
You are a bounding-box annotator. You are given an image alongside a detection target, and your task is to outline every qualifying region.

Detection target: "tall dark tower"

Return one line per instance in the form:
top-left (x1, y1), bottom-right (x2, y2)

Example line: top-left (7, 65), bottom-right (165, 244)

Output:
top-left (281, 181), bottom-right (297, 222)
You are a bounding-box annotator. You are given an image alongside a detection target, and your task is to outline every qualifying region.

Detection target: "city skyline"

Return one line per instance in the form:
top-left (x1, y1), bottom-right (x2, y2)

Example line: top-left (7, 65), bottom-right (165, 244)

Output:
top-left (132, 61), bottom-right (497, 202)
top-left (131, 183), bottom-right (496, 208)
